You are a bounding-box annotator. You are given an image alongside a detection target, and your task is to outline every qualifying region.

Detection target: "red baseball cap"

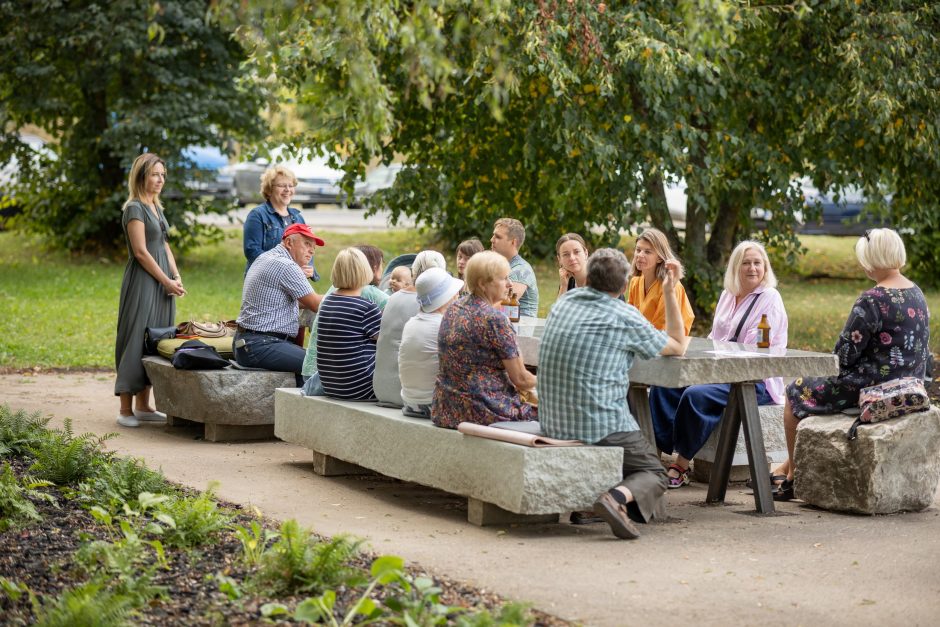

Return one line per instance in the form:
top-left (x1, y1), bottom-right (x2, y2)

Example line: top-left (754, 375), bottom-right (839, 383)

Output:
top-left (282, 223), bottom-right (325, 246)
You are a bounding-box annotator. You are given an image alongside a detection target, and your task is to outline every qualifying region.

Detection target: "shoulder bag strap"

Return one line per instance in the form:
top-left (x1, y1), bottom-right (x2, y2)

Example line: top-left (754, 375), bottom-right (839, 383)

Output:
top-left (730, 293), bottom-right (761, 343)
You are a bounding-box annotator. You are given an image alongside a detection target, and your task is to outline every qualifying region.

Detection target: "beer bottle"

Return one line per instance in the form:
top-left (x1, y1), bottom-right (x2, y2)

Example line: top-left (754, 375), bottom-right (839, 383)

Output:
top-left (500, 289), bottom-right (513, 319)
top-left (757, 314), bottom-right (771, 348)
top-left (508, 288), bottom-right (520, 325)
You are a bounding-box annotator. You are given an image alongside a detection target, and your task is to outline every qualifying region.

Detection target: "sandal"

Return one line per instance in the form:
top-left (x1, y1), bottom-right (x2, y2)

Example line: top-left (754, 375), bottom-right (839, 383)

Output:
top-left (666, 463), bottom-right (690, 489)
top-left (745, 473), bottom-right (786, 489)
top-left (772, 478), bottom-right (795, 501)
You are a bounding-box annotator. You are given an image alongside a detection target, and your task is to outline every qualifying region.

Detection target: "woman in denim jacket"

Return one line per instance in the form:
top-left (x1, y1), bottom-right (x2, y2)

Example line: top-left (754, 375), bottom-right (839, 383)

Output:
top-left (243, 164), bottom-right (319, 281)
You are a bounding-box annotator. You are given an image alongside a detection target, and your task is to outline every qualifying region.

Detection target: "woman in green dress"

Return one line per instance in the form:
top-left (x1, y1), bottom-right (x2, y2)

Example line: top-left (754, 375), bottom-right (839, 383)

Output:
top-left (114, 153), bottom-right (186, 427)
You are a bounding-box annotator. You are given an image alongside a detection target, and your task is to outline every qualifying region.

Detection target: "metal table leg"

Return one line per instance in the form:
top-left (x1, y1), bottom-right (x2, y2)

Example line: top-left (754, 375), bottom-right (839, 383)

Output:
top-left (706, 382), bottom-right (775, 514)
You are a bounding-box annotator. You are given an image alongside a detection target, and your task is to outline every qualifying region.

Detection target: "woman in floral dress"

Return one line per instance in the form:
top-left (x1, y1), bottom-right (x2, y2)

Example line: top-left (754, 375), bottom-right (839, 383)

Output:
top-left (432, 251), bottom-right (538, 429)
top-left (774, 228), bottom-right (930, 500)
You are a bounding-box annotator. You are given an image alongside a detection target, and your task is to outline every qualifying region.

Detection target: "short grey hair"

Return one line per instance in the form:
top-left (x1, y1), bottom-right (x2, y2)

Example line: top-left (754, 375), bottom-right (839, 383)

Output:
top-left (411, 250), bottom-right (447, 279)
top-left (586, 248), bottom-right (630, 294)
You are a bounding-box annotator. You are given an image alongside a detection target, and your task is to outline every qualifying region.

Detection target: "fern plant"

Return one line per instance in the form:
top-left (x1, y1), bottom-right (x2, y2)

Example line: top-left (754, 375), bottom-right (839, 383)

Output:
top-left (80, 457), bottom-right (168, 511)
top-left (74, 520), bottom-right (167, 607)
top-left (153, 482), bottom-right (233, 549)
top-left (251, 519), bottom-right (364, 596)
top-left (0, 462), bottom-right (56, 532)
top-left (28, 418), bottom-right (113, 486)
top-left (32, 580), bottom-right (137, 627)
top-left (0, 405), bottom-right (51, 457)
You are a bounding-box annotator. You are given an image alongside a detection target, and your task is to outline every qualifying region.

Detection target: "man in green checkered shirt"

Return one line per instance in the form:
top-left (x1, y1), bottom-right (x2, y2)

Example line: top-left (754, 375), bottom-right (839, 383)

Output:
top-left (540, 248), bottom-right (690, 540)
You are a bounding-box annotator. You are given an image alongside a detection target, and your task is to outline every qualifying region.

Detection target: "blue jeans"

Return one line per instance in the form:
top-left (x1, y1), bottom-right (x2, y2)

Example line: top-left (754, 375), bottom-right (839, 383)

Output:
top-left (233, 332), bottom-right (305, 386)
top-left (649, 383), bottom-right (774, 460)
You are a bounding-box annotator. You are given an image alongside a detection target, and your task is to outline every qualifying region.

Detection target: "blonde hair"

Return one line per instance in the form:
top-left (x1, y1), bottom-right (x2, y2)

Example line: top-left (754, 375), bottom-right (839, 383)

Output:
top-left (855, 228), bottom-right (906, 273)
top-left (630, 228), bottom-right (679, 282)
top-left (125, 153), bottom-right (165, 210)
top-left (494, 217), bottom-right (526, 247)
top-left (260, 165), bottom-right (298, 202)
top-left (723, 240), bottom-right (778, 295)
top-left (464, 250), bottom-right (510, 298)
top-left (331, 247), bottom-right (374, 290)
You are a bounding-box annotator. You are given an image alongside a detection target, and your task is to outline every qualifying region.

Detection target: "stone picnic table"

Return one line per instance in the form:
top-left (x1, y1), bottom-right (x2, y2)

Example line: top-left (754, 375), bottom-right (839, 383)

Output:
top-left (516, 334), bottom-right (839, 514)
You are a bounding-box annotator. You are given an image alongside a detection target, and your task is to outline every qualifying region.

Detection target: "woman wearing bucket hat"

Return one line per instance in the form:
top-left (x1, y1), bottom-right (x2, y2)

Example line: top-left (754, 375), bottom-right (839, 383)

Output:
top-left (398, 268), bottom-right (464, 418)
top-left (372, 250), bottom-right (448, 407)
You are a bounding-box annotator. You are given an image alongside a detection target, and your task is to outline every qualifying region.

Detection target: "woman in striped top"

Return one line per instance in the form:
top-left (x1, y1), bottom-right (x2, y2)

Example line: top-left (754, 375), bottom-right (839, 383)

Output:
top-left (316, 248), bottom-right (383, 400)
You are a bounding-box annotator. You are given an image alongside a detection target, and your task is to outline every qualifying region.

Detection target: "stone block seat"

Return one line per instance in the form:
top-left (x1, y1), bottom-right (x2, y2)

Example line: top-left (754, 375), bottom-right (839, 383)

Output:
top-left (143, 355), bottom-right (294, 442)
top-left (794, 405), bottom-right (940, 514)
top-left (274, 389), bottom-right (624, 526)
top-left (692, 404), bottom-right (788, 483)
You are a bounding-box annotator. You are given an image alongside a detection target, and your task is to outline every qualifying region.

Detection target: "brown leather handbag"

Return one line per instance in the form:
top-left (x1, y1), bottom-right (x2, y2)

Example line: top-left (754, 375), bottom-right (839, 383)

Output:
top-left (176, 319), bottom-right (235, 339)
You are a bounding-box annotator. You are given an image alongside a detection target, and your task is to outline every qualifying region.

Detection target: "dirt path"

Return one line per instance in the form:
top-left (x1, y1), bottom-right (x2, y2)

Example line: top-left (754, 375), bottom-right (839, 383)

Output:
top-left (3, 372), bottom-right (939, 626)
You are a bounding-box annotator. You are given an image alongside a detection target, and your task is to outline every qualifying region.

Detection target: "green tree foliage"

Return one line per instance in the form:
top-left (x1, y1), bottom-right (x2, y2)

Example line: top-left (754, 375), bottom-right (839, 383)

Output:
top-left (0, 0), bottom-right (266, 253)
top-left (234, 0), bottom-right (940, 315)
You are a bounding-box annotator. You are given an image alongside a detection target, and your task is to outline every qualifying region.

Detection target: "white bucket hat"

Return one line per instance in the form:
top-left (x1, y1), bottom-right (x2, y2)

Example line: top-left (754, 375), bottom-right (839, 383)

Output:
top-left (415, 267), bottom-right (464, 313)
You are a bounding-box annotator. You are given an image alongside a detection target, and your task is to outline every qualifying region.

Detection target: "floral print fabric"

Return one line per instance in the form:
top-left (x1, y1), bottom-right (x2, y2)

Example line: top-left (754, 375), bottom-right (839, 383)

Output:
top-left (786, 285), bottom-right (930, 418)
top-left (432, 294), bottom-right (537, 429)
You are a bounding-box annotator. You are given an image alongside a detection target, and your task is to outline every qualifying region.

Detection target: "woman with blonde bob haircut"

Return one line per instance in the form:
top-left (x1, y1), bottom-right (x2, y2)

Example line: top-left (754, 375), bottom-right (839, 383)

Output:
top-left (649, 239), bottom-right (789, 488)
top-left (433, 251), bottom-right (538, 429)
top-left (315, 248), bottom-right (384, 400)
top-left (773, 228), bottom-right (929, 501)
top-left (627, 228), bottom-right (694, 333)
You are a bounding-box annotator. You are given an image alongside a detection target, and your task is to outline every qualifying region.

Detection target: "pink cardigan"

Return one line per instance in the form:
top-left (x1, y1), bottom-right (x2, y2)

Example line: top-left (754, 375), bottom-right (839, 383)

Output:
top-left (708, 286), bottom-right (789, 403)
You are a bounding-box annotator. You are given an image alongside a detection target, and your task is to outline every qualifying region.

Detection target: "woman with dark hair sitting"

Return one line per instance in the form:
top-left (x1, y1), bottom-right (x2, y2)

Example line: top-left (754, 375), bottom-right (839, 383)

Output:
top-left (432, 251), bottom-right (537, 428)
top-left (773, 228), bottom-right (930, 501)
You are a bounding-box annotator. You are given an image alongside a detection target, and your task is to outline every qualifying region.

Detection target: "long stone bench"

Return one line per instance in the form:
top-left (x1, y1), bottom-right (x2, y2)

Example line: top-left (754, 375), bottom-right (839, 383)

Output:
top-left (794, 406), bottom-right (940, 514)
top-left (274, 389), bottom-right (624, 526)
top-left (143, 356), bottom-right (294, 442)
top-left (692, 404), bottom-right (787, 482)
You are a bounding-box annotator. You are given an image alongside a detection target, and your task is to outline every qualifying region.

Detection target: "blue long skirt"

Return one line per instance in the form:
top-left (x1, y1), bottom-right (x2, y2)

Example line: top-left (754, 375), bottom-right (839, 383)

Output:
top-left (649, 383), bottom-right (774, 460)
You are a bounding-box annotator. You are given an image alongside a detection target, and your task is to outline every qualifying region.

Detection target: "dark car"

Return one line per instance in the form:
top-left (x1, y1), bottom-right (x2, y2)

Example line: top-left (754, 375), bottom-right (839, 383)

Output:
top-left (798, 183), bottom-right (891, 236)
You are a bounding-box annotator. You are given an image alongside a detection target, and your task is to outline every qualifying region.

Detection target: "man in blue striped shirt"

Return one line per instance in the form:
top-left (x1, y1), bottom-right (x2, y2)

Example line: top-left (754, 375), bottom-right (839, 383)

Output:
top-left (234, 223), bottom-right (324, 384)
top-left (539, 248), bottom-right (689, 540)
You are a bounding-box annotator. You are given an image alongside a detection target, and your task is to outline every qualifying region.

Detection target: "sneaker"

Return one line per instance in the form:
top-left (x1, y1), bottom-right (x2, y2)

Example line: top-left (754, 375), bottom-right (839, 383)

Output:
top-left (593, 492), bottom-right (640, 540)
top-left (133, 409), bottom-right (167, 422)
top-left (117, 413), bottom-right (140, 428)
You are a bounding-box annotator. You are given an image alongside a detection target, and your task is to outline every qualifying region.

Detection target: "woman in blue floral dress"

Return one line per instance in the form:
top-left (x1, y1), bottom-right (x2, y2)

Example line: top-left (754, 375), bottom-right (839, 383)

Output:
top-left (432, 251), bottom-right (538, 429)
top-left (775, 228), bottom-right (930, 500)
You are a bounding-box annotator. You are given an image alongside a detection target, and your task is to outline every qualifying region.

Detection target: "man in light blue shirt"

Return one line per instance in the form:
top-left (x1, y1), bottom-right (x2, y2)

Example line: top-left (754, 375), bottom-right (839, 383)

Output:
top-left (540, 248), bottom-right (689, 540)
top-left (490, 217), bottom-right (539, 317)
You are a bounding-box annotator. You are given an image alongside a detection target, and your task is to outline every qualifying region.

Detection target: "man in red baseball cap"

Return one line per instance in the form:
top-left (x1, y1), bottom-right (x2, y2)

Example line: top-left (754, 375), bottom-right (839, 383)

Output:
top-left (233, 224), bottom-right (326, 384)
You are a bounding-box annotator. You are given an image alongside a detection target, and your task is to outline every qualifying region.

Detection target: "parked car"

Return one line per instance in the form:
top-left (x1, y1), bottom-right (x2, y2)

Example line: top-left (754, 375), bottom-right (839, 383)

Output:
top-left (353, 162), bottom-right (403, 207)
top-left (664, 177), bottom-right (889, 235)
top-left (231, 149), bottom-right (347, 207)
top-left (797, 181), bottom-right (890, 236)
top-left (181, 145), bottom-right (234, 201)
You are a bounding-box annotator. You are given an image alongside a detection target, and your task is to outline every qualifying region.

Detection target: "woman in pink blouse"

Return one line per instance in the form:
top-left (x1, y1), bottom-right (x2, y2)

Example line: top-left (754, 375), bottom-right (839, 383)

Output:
top-left (648, 240), bottom-right (788, 488)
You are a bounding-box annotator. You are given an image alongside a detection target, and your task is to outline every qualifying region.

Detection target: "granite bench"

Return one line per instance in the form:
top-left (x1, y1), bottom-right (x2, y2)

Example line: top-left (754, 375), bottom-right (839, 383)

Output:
top-left (274, 389), bottom-right (625, 526)
top-left (793, 405), bottom-right (940, 514)
top-left (142, 355), bottom-right (294, 442)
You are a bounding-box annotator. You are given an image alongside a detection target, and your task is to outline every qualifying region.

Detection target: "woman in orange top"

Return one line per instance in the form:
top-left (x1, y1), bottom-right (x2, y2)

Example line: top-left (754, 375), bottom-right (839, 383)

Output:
top-left (627, 228), bottom-right (695, 334)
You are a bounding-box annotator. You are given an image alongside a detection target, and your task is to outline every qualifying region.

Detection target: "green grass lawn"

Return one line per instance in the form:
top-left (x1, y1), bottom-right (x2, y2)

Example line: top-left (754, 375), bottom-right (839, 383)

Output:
top-left (0, 230), bottom-right (936, 369)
